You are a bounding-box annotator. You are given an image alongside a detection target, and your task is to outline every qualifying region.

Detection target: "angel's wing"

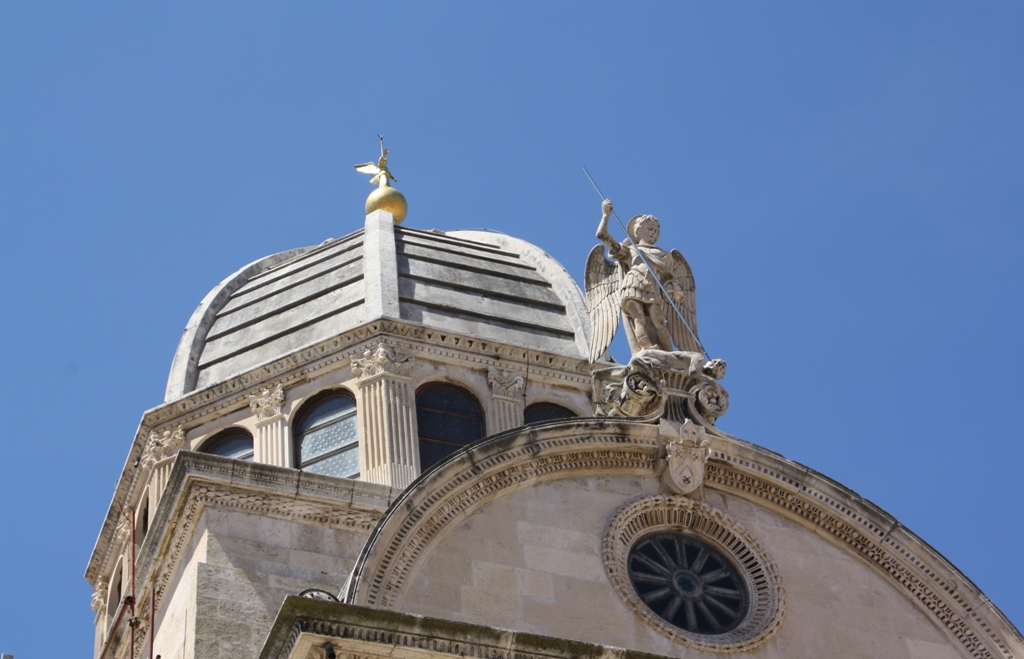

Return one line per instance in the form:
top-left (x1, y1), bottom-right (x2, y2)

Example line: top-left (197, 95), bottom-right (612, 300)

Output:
top-left (585, 245), bottom-right (624, 363)
top-left (665, 249), bottom-right (701, 353)
top-left (354, 162), bottom-right (381, 176)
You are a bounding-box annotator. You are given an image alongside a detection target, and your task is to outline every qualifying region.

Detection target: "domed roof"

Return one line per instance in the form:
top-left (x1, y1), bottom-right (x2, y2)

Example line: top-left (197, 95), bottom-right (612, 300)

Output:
top-left (165, 215), bottom-right (590, 401)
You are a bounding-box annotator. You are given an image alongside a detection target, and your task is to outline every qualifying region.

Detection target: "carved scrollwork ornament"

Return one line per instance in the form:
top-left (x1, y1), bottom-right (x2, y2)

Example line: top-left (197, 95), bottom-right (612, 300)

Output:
top-left (114, 513), bottom-right (132, 547)
top-left (91, 582), bottom-right (108, 612)
top-left (692, 380), bottom-right (729, 424)
top-left (592, 361), bottom-right (665, 420)
top-left (249, 383), bottom-right (285, 421)
top-left (141, 424), bottom-right (185, 469)
top-left (487, 365), bottom-right (525, 398)
top-left (351, 342), bottom-right (413, 379)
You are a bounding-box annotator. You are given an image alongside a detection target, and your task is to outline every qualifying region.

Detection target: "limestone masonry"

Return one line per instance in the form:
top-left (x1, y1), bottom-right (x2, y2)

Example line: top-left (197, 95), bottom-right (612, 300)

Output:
top-left (87, 204), bottom-right (1022, 659)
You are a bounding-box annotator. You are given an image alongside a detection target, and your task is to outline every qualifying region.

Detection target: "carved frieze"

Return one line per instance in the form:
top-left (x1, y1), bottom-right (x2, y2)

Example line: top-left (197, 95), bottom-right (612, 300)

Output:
top-left (249, 383), bottom-right (285, 421)
top-left (487, 365), bottom-right (525, 398)
top-left (352, 342), bottom-right (413, 379)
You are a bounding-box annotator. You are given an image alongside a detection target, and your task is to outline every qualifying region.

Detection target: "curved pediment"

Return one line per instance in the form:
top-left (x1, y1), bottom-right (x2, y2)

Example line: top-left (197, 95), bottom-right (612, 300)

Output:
top-left (344, 418), bottom-right (1022, 658)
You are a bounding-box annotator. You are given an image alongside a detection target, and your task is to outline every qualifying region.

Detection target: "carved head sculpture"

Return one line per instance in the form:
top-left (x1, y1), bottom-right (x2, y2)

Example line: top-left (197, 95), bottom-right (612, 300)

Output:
top-left (627, 214), bottom-right (660, 245)
top-left (701, 358), bottom-right (727, 381)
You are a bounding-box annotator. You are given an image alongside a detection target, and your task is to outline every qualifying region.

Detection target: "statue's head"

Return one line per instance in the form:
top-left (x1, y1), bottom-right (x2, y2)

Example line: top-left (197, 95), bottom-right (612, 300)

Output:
top-left (627, 214), bottom-right (660, 245)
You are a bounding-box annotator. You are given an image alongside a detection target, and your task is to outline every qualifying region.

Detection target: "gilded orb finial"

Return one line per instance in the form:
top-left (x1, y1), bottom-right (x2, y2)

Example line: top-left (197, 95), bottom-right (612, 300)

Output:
top-left (354, 135), bottom-right (407, 224)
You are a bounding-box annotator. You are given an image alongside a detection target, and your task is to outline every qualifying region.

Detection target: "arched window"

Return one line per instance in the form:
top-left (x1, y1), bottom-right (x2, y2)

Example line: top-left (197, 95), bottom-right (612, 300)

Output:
top-left (107, 563), bottom-right (122, 619)
top-left (200, 428), bottom-right (254, 461)
top-left (524, 402), bottom-right (577, 424)
top-left (135, 497), bottom-right (149, 548)
top-left (294, 391), bottom-right (359, 479)
top-left (417, 384), bottom-right (485, 471)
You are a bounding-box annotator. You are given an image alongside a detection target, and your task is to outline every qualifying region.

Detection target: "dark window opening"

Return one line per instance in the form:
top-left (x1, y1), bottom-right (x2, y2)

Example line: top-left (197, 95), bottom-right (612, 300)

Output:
top-left (417, 384), bottom-right (484, 471)
top-left (524, 402), bottom-right (576, 424)
top-left (628, 532), bottom-right (750, 635)
top-left (201, 428), bottom-right (254, 461)
top-left (294, 391), bottom-right (359, 479)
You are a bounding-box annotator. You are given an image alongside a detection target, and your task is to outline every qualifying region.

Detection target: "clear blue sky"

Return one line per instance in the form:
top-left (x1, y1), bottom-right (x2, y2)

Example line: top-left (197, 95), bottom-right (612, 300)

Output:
top-left (1, 3), bottom-right (1021, 654)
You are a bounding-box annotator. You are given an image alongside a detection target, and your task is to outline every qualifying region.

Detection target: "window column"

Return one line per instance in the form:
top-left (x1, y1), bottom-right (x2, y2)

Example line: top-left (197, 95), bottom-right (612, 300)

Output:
top-left (353, 342), bottom-right (418, 488)
top-left (249, 384), bottom-right (292, 467)
top-left (141, 425), bottom-right (184, 516)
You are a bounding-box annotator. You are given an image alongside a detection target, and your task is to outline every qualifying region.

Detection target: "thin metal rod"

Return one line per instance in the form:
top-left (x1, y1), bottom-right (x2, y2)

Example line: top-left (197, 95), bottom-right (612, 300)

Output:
top-left (582, 166), bottom-right (708, 359)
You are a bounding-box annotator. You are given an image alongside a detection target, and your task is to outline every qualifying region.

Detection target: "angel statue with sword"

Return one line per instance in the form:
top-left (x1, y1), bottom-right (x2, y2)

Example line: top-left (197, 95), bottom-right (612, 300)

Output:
top-left (585, 199), bottom-right (701, 363)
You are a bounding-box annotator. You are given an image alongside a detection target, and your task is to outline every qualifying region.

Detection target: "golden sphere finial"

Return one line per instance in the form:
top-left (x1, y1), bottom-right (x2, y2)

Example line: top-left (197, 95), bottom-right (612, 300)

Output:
top-left (365, 186), bottom-right (407, 223)
top-left (354, 135), bottom-right (407, 224)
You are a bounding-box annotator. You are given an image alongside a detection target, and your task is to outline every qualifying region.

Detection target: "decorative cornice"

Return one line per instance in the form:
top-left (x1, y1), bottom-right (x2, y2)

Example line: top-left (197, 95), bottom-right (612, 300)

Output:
top-left (346, 421), bottom-right (660, 609)
top-left (703, 457), bottom-right (1017, 659)
top-left (250, 383), bottom-right (286, 421)
top-left (261, 599), bottom-right (672, 659)
top-left (487, 365), bottom-right (525, 398)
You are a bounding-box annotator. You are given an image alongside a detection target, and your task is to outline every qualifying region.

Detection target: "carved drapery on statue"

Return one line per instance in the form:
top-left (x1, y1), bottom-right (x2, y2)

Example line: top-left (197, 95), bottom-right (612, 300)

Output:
top-left (586, 200), bottom-right (700, 362)
top-left (586, 200), bottom-right (729, 432)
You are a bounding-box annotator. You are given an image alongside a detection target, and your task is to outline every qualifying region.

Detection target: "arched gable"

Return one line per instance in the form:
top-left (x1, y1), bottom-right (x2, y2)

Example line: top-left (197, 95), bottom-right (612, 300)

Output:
top-left (344, 419), bottom-right (1022, 659)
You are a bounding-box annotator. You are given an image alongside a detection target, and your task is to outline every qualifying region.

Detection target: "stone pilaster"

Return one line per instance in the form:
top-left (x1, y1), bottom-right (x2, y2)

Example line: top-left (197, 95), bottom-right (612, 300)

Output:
top-left (353, 342), bottom-right (418, 488)
top-left (140, 425), bottom-right (184, 513)
top-left (249, 384), bottom-right (292, 467)
top-left (487, 365), bottom-right (525, 434)
top-left (362, 210), bottom-right (400, 320)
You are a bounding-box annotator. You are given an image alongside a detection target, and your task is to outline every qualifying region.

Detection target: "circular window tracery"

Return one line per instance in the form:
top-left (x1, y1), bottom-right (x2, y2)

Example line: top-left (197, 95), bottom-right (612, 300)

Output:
top-left (629, 532), bottom-right (749, 634)
top-left (603, 496), bottom-right (785, 653)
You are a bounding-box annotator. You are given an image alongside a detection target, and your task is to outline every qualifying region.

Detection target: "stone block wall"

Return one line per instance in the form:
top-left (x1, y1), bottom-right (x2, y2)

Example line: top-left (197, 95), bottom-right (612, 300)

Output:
top-left (153, 507), bottom-right (371, 659)
top-left (397, 476), bottom-right (968, 659)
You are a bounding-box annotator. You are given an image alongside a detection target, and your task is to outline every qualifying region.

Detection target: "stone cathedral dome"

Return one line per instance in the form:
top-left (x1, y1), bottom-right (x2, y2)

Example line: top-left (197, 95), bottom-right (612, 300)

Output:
top-left (165, 216), bottom-right (591, 401)
top-left (88, 202), bottom-right (1022, 659)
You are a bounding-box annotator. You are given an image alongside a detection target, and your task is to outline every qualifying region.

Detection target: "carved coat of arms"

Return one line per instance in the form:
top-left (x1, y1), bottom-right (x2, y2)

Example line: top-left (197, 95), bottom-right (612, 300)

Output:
top-left (660, 419), bottom-right (711, 496)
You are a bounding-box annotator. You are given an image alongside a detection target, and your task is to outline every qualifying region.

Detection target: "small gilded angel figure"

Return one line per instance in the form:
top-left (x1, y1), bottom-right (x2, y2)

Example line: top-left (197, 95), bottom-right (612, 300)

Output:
top-left (354, 148), bottom-right (397, 188)
top-left (585, 199), bottom-right (700, 362)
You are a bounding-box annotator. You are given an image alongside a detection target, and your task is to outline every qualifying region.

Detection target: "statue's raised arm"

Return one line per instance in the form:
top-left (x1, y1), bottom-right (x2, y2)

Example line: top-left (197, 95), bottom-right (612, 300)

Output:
top-left (584, 199), bottom-right (701, 361)
top-left (585, 197), bottom-right (728, 432)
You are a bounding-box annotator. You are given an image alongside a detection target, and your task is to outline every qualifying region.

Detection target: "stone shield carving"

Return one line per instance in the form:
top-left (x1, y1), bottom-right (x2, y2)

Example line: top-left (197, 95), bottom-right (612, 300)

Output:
top-left (661, 419), bottom-right (710, 495)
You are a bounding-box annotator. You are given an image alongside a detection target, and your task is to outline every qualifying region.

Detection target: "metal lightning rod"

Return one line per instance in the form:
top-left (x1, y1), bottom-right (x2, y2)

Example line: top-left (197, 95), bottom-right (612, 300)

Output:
top-left (582, 166), bottom-right (708, 361)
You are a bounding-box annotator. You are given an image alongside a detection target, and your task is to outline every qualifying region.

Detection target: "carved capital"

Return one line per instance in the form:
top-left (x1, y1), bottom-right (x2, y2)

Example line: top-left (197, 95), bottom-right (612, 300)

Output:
top-left (487, 365), bottom-right (525, 398)
top-left (249, 383), bottom-right (285, 421)
top-left (141, 424), bottom-right (185, 469)
top-left (114, 513), bottom-right (131, 547)
top-left (660, 419), bottom-right (710, 496)
top-left (91, 582), bottom-right (108, 612)
top-left (352, 342), bottom-right (412, 379)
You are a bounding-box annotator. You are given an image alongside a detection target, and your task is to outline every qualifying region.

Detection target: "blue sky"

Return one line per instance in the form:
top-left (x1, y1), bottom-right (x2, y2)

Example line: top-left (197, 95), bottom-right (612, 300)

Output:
top-left (1, 2), bottom-right (1022, 654)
